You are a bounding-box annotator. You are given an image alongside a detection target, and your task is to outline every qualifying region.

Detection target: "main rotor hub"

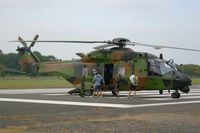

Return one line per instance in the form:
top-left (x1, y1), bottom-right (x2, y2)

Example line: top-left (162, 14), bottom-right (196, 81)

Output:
top-left (112, 38), bottom-right (130, 48)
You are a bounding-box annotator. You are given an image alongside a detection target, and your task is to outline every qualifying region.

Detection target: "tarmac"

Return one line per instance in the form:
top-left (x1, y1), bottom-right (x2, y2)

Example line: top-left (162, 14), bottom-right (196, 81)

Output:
top-left (0, 85), bottom-right (200, 133)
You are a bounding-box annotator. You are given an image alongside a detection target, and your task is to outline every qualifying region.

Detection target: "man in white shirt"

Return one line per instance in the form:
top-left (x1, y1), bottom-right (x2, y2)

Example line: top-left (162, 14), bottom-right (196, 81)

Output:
top-left (129, 72), bottom-right (138, 98)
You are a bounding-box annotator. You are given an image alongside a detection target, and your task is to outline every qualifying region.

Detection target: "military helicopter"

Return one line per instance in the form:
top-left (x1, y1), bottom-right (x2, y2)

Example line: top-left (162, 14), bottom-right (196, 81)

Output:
top-left (11, 35), bottom-right (200, 98)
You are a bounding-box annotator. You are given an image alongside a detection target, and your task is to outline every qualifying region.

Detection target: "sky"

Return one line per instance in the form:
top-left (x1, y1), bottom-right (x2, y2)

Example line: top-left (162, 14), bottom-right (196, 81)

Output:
top-left (0, 0), bottom-right (200, 64)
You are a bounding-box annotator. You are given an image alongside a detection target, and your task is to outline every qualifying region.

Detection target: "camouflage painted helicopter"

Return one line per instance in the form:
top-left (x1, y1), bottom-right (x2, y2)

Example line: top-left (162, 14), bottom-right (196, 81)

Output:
top-left (12, 35), bottom-right (200, 98)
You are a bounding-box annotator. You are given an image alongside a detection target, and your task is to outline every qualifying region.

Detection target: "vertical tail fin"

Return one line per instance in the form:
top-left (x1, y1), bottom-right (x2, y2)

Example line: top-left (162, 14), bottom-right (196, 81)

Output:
top-left (17, 48), bottom-right (39, 73)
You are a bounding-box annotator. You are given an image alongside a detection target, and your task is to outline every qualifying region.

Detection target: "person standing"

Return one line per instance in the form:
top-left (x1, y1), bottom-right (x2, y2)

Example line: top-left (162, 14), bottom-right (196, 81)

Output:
top-left (129, 72), bottom-right (138, 98)
top-left (80, 65), bottom-right (88, 97)
top-left (93, 72), bottom-right (103, 97)
top-left (114, 74), bottom-right (122, 98)
top-left (80, 76), bottom-right (85, 97)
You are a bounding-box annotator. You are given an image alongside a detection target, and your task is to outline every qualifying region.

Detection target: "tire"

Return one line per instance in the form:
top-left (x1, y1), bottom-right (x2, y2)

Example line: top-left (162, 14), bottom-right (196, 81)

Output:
top-left (159, 90), bottom-right (163, 94)
top-left (171, 92), bottom-right (180, 98)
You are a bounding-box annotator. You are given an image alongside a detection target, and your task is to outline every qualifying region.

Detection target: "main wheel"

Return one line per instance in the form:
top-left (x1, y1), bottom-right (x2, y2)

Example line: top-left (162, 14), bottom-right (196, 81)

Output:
top-left (159, 90), bottom-right (163, 94)
top-left (171, 92), bottom-right (180, 98)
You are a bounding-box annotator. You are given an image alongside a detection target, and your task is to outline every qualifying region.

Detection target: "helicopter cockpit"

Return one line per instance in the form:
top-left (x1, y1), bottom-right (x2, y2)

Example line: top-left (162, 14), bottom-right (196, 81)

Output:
top-left (149, 58), bottom-right (177, 76)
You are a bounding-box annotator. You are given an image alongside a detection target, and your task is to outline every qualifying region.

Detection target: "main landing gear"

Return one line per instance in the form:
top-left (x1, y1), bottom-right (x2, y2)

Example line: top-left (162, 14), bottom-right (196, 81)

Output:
top-left (171, 90), bottom-right (180, 98)
top-left (159, 90), bottom-right (163, 94)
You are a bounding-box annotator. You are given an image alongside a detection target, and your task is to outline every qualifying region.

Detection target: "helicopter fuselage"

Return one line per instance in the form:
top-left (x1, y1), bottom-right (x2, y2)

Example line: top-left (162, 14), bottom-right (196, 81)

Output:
top-left (20, 47), bottom-right (191, 96)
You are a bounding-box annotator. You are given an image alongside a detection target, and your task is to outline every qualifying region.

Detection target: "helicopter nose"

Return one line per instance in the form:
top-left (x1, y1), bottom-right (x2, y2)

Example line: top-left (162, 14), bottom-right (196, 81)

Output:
top-left (175, 72), bottom-right (192, 86)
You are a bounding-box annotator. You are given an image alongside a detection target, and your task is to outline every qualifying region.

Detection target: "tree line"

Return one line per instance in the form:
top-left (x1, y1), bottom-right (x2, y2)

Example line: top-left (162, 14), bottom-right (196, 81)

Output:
top-left (0, 50), bottom-right (57, 77)
top-left (177, 64), bottom-right (200, 77)
top-left (0, 50), bottom-right (200, 77)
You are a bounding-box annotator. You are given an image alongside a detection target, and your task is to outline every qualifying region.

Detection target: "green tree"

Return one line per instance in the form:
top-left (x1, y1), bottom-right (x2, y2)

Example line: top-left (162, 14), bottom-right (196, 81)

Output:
top-left (33, 51), bottom-right (57, 62)
top-left (0, 51), bottom-right (57, 70)
top-left (177, 64), bottom-right (200, 77)
top-left (0, 64), bottom-right (5, 77)
top-left (0, 53), bottom-right (21, 70)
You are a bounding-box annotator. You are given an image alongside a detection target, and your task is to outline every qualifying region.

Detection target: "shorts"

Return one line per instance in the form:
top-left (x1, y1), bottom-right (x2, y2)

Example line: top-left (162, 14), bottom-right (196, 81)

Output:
top-left (94, 85), bottom-right (101, 92)
top-left (129, 84), bottom-right (137, 91)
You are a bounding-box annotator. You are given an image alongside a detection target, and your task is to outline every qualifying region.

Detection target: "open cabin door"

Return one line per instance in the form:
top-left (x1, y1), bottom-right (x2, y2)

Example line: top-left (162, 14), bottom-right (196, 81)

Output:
top-left (104, 64), bottom-right (114, 85)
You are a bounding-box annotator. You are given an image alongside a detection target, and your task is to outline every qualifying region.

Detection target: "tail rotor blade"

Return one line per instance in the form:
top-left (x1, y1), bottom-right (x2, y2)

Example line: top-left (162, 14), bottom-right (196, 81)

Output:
top-left (18, 36), bottom-right (28, 47)
top-left (29, 34), bottom-right (39, 49)
top-left (31, 52), bottom-right (40, 62)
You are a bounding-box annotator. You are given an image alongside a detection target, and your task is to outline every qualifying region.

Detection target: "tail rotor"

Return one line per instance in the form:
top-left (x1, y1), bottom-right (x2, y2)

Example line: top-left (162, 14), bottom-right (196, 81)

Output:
top-left (17, 35), bottom-right (40, 62)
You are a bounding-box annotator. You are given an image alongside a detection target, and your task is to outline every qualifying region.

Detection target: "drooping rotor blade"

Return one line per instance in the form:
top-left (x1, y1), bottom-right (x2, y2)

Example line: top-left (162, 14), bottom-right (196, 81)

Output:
top-left (29, 34), bottom-right (39, 49)
top-left (14, 40), bottom-right (109, 44)
top-left (18, 36), bottom-right (28, 47)
top-left (127, 42), bottom-right (200, 52)
top-left (11, 40), bottom-right (110, 50)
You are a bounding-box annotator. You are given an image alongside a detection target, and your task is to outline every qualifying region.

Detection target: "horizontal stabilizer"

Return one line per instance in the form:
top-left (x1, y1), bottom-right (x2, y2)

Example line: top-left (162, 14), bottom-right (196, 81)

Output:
top-left (76, 53), bottom-right (86, 58)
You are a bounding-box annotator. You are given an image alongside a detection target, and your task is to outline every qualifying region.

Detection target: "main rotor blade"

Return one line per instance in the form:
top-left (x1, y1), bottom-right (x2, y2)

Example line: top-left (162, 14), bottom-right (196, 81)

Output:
top-left (29, 34), bottom-right (39, 49)
top-left (12, 40), bottom-right (109, 44)
top-left (127, 42), bottom-right (200, 52)
top-left (18, 36), bottom-right (28, 47)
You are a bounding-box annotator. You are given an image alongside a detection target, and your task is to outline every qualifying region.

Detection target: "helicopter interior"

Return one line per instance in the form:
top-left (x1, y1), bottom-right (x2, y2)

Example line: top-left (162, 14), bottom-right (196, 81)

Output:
top-left (104, 64), bottom-right (114, 85)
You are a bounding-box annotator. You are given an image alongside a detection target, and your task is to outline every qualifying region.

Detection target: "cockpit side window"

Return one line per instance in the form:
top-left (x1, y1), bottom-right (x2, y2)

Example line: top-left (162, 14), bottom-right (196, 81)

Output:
top-left (149, 59), bottom-right (175, 76)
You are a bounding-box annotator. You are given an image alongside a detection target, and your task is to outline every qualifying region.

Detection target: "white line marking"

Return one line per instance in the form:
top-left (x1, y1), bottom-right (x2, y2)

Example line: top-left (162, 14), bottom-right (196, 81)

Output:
top-left (1, 98), bottom-right (200, 108)
top-left (0, 88), bottom-right (73, 94)
top-left (0, 98), bottom-right (132, 108)
top-left (128, 100), bottom-right (200, 108)
top-left (42, 94), bottom-right (68, 96)
top-left (146, 96), bottom-right (200, 101)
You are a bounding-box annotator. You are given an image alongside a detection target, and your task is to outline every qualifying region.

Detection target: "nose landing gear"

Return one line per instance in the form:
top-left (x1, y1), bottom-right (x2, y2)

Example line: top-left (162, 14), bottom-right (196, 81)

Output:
top-left (171, 90), bottom-right (180, 98)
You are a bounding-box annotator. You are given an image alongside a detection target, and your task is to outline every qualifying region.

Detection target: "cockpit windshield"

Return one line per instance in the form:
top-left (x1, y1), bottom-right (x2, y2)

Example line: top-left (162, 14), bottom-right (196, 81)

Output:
top-left (149, 59), bottom-right (177, 76)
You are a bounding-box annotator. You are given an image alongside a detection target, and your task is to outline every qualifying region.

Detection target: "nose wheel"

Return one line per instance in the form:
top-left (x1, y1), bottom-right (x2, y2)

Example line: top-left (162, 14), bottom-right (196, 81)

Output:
top-left (171, 90), bottom-right (180, 98)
